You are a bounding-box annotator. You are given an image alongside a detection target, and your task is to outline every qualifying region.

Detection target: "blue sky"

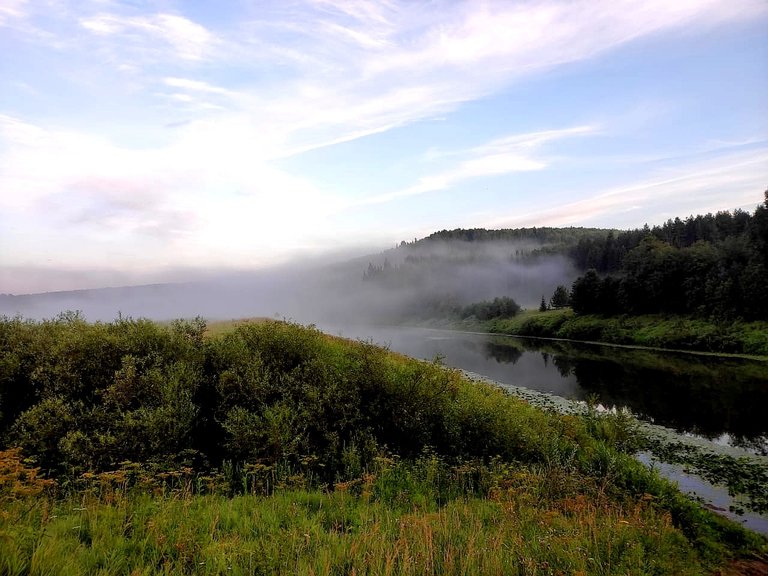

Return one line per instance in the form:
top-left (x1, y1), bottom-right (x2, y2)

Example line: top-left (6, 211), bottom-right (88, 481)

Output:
top-left (1, 0), bottom-right (767, 293)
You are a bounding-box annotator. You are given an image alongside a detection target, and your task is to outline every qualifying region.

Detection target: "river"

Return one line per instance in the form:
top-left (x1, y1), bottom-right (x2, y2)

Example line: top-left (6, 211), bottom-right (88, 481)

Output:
top-left (319, 324), bottom-right (768, 534)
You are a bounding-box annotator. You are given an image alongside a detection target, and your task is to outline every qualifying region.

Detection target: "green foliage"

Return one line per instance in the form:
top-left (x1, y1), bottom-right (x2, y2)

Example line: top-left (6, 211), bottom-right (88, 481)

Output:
top-left (488, 309), bottom-right (573, 338)
top-left (459, 296), bottom-right (520, 320)
top-left (1, 315), bottom-right (207, 472)
top-left (549, 284), bottom-right (571, 309)
top-left (423, 226), bottom-right (610, 245)
top-left (568, 196), bottom-right (768, 319)
top-left (0, 316), bottom-right (764, 573)
top-left (488, 309), bottom-right (768, 356)
top-left (1, 454), bottom-right (751, 575)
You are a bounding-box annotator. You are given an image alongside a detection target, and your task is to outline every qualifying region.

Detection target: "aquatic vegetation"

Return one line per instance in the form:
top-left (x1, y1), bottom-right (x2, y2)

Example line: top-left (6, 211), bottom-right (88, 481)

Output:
top-left (639, 437), bottom-right (768, 515)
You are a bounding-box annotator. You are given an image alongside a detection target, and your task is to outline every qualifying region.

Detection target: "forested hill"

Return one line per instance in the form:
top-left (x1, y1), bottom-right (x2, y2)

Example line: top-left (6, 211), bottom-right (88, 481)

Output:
top-left (569, 200), bottom-right (766, 273)
top-left (359, 226), bottom-right (610, 319)
top-left (569, 192), bottom-right (768, 319)
top-left (417, 226), bottom-right (611, 245)
top-left (369, 226), bottom-right (611, 270)
top-left (362, 191), bottom-right (768, 322)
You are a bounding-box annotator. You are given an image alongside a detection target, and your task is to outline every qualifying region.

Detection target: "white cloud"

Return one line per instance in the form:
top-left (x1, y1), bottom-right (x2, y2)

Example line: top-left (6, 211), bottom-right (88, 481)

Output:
top-left (157, 77), bottom-right (239, 111)
top-left (79, 12), bottom-right (214, 61)
top-left (0, 114), bottom-right (342, 270)
top-left (0, 0), bottom-right (27, 25)
top-left (164, 77), bottom-right (236, 97)
top-left (354, 125), bottom-right (596, 205)
top-left (491, 149), bottom-right (768, 228)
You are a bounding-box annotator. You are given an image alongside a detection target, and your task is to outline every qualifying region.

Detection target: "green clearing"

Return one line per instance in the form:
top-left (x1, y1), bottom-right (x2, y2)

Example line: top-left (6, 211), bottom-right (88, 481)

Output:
top-left (0, 316), bottom-right (765, 574)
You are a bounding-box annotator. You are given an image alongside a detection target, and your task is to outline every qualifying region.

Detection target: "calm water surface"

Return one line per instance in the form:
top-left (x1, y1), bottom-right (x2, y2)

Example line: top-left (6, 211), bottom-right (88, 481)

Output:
top-left (321, 325), bottom-right (768, 455)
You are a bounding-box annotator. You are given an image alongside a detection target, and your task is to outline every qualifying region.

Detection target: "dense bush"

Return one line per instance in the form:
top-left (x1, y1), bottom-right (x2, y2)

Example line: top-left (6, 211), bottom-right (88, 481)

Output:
top-left (0, 315), bottom-right (674, 502)
top-left (1, 315), bottom-right (765, 572)
top-left (1, 314), bottom-right (206, 468)
top-left (1, 315), bottom-right (582, 481)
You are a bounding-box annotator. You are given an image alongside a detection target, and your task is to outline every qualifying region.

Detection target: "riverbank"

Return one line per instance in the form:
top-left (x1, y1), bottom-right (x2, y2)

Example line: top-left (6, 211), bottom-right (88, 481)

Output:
top-left (1, 317), bottom-right (765, 574)
top-left (451, 309), bottom-right (768, 358)
top-left (460, 368), bottom-right (768, 531)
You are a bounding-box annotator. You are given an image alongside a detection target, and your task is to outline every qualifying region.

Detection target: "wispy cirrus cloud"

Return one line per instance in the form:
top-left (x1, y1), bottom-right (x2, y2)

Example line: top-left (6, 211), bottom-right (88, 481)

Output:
top-left (7, 0), bottom-right (767, 157)
top-left (0, 0), bottom-right (27, 25)
top-left (198, 0), bottom-right (764, 158)
top-left (163, 77), bottom-right (237, 97)
top-left (156, 77), bottom-right (240, 111)
top-left (355, 126), bottom-right (597, 206)
top-left (79, 12), bottom-right (214, 61)
top-left (491, 148), bottom-right (768, 229)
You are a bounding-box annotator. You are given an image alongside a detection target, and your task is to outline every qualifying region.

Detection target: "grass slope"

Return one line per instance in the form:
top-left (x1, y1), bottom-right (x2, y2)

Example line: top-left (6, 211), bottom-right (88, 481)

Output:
top-left (0, 317), bottom-right (765, 574)
top-left (478, 310), bottom-right (768, 358)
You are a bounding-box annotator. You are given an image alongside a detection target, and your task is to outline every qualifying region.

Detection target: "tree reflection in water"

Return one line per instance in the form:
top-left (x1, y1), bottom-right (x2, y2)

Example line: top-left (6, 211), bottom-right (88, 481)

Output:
top-left (482, 336), bottom-right (768, 455)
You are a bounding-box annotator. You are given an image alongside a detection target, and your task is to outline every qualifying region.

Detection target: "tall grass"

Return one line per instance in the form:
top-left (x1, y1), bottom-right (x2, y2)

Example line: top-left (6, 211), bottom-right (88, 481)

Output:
top-left (1, 455), bottom-right (710, 576)
top-left (0, 316), bottom-right (765, 574)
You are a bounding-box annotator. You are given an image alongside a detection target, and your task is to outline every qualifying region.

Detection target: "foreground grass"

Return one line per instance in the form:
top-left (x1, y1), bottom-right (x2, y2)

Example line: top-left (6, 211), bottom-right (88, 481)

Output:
top-left (0, 457), bottom-right (734, 576)
top-left (478, 310), bottom-right (768, 357)
top-left (1, 316), bottom-right (766, 574)
top-left (0, 495), bottom-right (699, 576)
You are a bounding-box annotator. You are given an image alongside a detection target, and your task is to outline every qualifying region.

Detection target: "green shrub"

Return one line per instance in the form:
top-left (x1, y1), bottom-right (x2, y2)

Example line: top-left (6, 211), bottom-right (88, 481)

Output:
top-left (1, 315), bottom-right (764, 572)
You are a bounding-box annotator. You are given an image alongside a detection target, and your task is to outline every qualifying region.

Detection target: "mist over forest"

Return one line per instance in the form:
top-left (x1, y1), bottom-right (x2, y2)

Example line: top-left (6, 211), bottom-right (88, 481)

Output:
top-left (3, 194), bottom-right (766, 326)
top-left (0, 229), bottom-right (590, 324)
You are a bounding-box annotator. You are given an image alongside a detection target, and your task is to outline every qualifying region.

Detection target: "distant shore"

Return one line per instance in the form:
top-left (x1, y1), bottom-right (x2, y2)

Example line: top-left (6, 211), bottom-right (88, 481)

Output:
top-left (435, 309), bottom-right (768, 358)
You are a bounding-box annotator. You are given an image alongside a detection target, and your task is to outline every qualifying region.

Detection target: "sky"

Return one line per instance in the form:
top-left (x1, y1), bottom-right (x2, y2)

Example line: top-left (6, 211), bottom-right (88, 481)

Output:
top-left (1, 0), bottom-right (767, 294)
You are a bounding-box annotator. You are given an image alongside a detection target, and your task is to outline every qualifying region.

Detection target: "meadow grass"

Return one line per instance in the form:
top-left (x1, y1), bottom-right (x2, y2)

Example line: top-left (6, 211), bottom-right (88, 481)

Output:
top-left (483, 310), bottom-right (768, 358)
top-left (1, 316), bottom-right (766, 574)
top-left (1, 458), bottom-right (711, 576)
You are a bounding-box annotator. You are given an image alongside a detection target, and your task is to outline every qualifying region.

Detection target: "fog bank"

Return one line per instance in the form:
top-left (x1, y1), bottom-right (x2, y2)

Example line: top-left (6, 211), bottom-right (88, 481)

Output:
top-left (0, 238), bottom-right (580, 325)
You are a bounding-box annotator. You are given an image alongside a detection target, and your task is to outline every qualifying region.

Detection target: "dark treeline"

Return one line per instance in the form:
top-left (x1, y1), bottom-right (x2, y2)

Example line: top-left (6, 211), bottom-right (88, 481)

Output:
top-left (459, 296), bottom-right (521, 321)
top-left (569, 192), bottom-right (768, 319)
top-left (364, 227), bottom-right (610, 280)
top-left (410, 227), bottom-right (612, 265)
top-left (570, 206), bottom-right (759, 273)
top-left (420, 227), bottom-right (610, 245)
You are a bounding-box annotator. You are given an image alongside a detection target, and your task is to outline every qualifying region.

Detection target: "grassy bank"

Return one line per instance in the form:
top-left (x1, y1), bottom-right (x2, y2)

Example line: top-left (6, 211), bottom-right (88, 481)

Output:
top-left (0, 316), bottom-right (765, 574)
top-left (0, 458), bottom-right (727, 576)
top-left (478, 309), bottom-right (768, 357)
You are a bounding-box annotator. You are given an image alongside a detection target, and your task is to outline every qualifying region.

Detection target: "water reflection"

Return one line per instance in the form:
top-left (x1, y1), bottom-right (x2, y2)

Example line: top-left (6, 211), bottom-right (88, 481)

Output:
top-left (322, 325), bottom-right (768, 454)
top-left (501, 336), bottom-right (768, 453)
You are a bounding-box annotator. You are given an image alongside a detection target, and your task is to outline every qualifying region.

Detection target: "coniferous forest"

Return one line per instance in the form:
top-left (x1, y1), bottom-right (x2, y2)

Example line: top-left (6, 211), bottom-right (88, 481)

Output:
top-left (568, 191), bottom-right (768, 319)
top-left (362, 192), bottom-right (768, 323)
